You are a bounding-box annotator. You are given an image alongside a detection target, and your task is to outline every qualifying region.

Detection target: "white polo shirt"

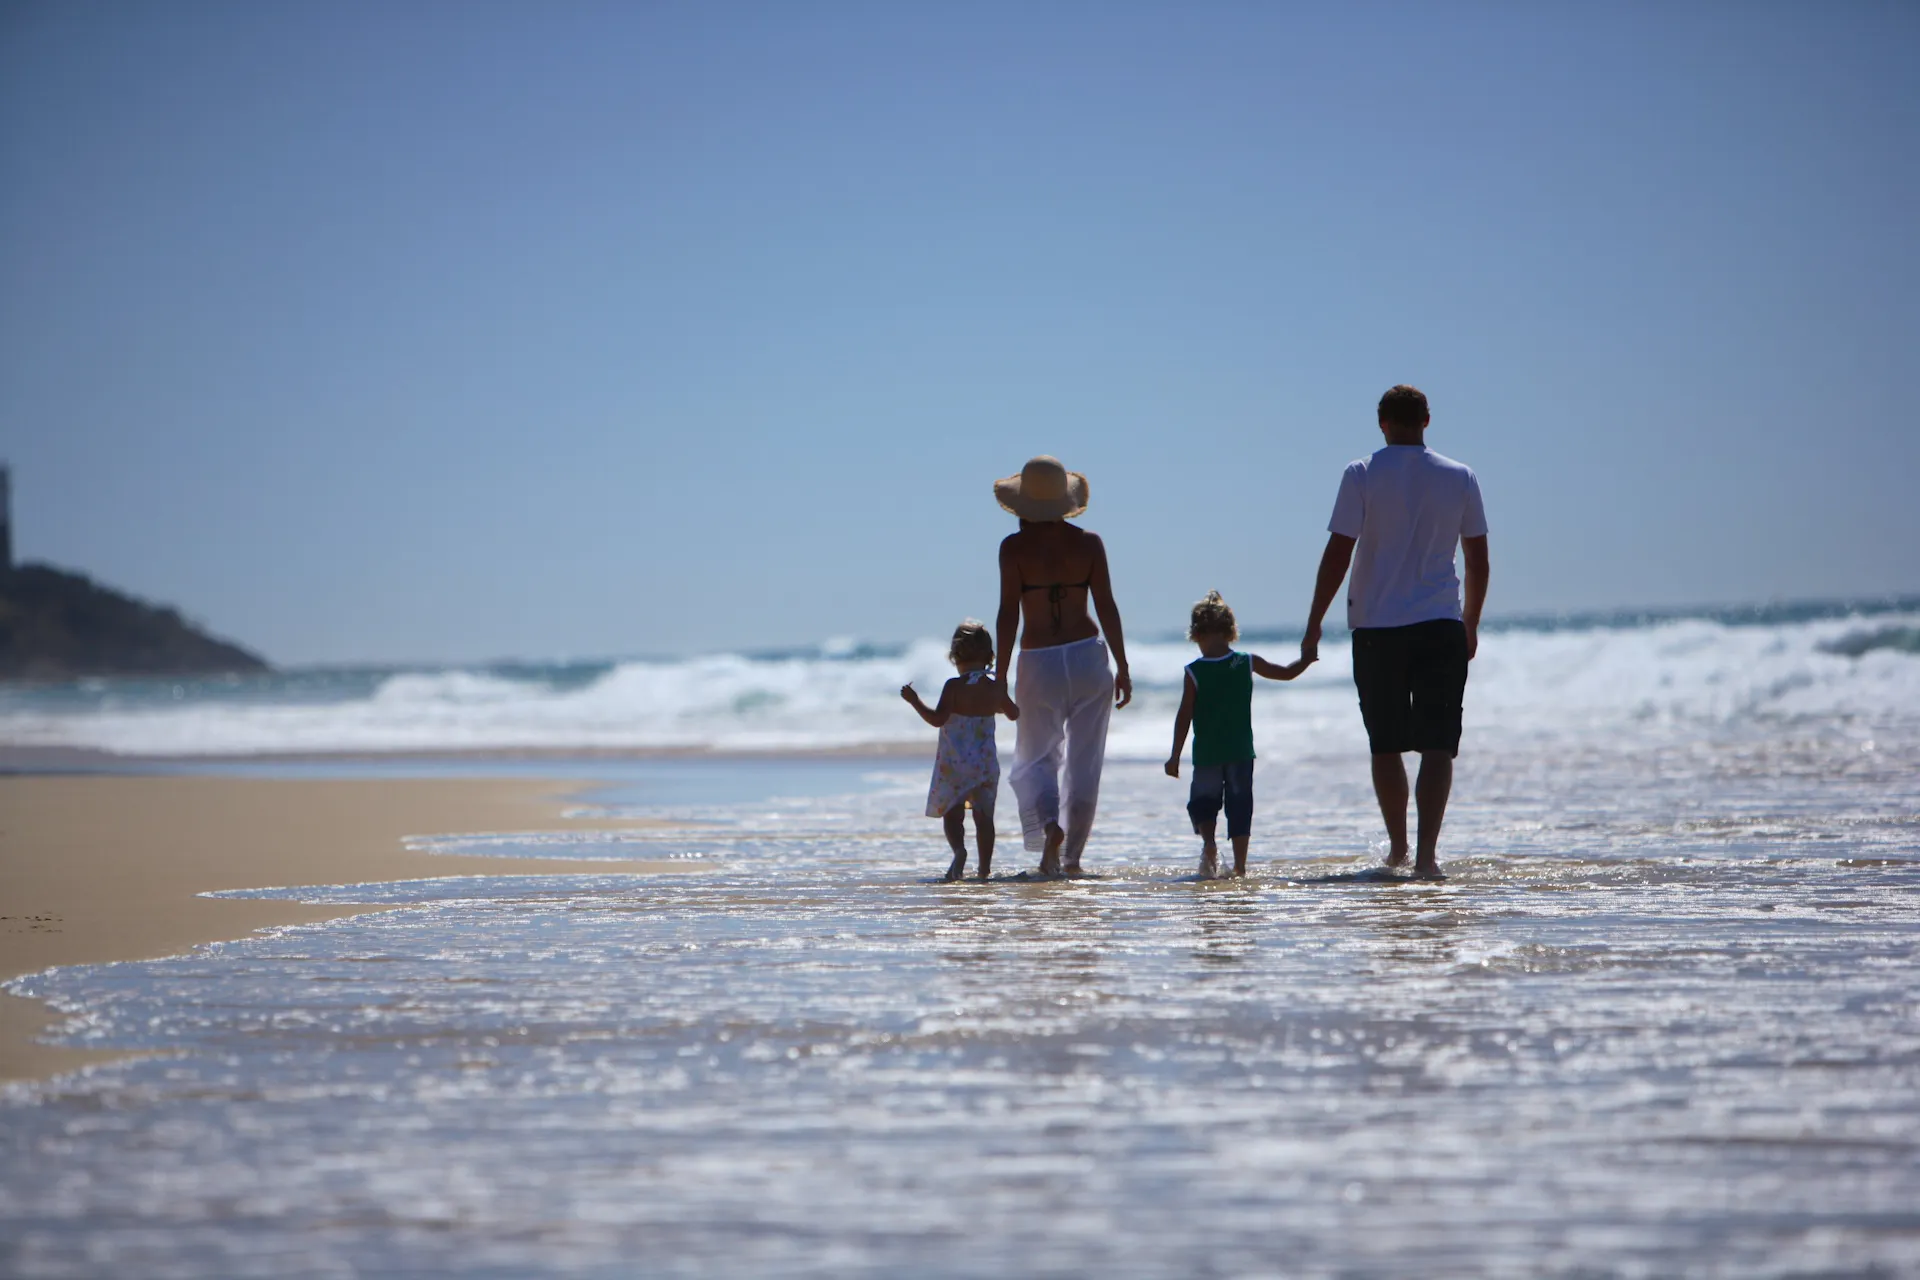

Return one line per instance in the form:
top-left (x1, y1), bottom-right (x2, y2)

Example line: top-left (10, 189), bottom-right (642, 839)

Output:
top-left (1328, 445), bottom-right (1488, 630)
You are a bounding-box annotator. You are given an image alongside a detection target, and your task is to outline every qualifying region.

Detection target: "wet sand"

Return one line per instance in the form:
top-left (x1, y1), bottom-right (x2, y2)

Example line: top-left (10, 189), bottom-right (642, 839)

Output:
top-left (0, 774), bottom-right (678, 1082)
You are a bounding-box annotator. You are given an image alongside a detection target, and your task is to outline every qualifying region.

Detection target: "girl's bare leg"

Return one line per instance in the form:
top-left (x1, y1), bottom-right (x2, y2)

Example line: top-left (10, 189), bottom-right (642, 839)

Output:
top-left (972, 804), bottom-right (995, 880)
top-left (941, 807), bottom-right (968, 881)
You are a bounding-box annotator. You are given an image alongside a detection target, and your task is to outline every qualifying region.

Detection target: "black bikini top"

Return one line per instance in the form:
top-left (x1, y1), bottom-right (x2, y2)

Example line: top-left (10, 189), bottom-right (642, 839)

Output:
top-left (1022, 577), bottom-right (1092, 629)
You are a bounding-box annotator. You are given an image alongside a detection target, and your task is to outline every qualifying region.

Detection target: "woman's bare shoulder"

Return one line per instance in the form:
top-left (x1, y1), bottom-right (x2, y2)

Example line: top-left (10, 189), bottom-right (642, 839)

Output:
top-left (998, 530), bottom-right (1033, 569)
top-left (1061, 524), bottom-right (1104, 558)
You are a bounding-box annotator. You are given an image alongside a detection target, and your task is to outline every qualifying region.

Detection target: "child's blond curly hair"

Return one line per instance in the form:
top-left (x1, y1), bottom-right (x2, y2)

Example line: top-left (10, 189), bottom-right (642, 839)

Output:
top-left (949, 619), bottom-right (995, 667)
top-left (1188, 590), bottom-right (1238, 642)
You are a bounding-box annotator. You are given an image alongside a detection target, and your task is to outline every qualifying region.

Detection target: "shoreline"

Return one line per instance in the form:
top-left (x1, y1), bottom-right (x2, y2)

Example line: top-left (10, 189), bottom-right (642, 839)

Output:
top-left (0, 743), bottom-right (924, 773)
top-left (0, 774), bottom-right (686, 1084)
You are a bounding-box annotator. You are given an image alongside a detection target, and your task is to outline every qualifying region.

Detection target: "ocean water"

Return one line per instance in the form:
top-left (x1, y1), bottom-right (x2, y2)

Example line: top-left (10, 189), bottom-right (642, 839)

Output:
top-left (3, 603), bottom-right (1919, 1276)
top-left (0, 600), bottom-right (1916, 762)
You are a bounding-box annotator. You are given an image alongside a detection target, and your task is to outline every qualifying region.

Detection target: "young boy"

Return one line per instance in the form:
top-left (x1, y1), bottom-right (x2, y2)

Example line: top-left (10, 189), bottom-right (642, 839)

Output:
top-left (1165, 591), bottom-right (1315, 878)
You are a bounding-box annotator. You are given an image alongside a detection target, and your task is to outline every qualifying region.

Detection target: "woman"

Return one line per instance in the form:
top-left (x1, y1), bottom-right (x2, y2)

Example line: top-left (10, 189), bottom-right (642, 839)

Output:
top-left (993, 455), bottom-right (1132, 877)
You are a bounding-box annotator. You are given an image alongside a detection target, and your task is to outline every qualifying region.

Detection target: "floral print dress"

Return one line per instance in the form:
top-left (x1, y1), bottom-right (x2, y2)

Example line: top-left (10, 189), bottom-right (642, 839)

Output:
top-left (926, 670), bottom-right (1001, 817)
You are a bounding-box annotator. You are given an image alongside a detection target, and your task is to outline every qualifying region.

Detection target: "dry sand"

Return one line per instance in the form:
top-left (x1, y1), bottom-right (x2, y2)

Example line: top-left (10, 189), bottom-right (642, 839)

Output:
top-left (0, 774), bottom-right (680, 1082)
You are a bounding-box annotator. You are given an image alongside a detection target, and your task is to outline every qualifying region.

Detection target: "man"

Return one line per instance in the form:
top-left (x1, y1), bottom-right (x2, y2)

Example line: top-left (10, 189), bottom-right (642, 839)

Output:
top-left (1301, 385), bottom-right (1490, 878)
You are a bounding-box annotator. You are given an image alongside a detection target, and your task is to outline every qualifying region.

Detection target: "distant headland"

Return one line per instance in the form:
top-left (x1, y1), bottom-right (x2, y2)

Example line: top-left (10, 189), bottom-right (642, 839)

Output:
top-left (0, 466), bottom-right (269, 682)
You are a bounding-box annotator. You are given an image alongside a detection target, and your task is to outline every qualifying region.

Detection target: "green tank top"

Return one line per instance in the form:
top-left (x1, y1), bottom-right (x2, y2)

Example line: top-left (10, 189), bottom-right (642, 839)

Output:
top-left (1187, 651), bottom-right (1255, 766)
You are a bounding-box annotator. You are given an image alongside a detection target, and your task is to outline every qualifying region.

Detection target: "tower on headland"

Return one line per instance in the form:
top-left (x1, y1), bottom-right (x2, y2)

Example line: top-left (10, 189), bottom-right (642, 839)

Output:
top-left (0, 464), bottom-right (10, 571)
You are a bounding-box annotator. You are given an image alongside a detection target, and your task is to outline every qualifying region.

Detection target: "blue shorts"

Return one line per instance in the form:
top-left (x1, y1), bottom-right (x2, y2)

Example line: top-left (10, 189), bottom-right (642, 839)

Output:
top-left (1188, 759), bottom-right (1254, 840)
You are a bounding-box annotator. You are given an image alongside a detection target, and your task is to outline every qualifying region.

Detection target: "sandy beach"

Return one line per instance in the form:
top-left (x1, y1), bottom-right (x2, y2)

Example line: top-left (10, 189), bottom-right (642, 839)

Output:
top-left (0, 774), bottom-right (678, 1082)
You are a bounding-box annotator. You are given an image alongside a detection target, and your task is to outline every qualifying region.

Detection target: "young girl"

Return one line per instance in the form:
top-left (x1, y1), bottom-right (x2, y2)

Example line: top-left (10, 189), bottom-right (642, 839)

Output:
top-left (902, 620), bottom-right (1021, 881)
top-left (1165, 591), bottom-right (1314, 878)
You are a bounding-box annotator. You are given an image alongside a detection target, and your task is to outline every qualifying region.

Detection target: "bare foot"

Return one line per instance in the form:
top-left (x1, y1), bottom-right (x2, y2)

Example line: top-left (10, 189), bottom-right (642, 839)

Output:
top-left (1384, 846), bottom-right (1411, 870)
top-left (1413, 859), bottom-right (1445, 881)
top-left (1197, 844), bottom-right (1219, 880)
top-left (1062, 864), bottom-right (1089, 878)
top-left (1038, 824), bottom-right (1065, 878)
top-left (943, 855), bottom-right (966, 883)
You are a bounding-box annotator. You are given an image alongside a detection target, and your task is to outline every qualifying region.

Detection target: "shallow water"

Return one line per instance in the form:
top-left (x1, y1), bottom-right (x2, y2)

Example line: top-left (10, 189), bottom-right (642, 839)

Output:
top-left (5, 737), bottom-right (1918, 1277)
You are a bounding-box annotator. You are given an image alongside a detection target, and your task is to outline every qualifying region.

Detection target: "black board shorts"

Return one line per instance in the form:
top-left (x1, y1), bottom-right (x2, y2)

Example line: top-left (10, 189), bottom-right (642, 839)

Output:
top-left (1351, 619), bottom-right (1469, 757)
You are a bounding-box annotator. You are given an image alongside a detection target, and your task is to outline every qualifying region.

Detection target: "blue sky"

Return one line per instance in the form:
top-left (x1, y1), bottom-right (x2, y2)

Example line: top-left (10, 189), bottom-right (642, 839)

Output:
top-left (3, 1), bottom-right (1915, 664)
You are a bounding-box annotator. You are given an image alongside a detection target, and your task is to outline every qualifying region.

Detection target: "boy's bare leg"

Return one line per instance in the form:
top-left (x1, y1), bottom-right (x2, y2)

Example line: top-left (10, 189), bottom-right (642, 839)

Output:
top-left (1371, 753), bottom-right (1411, 867)
top-left (1039, 822), bottom-right (1065, 878)
top-left (1413, 752), bottom-right (1453, 877)
top-left (1230, 834), bottom-right (1250, 877)
top-left (1196, 821), bottom-right (1219, 880)
top-left (942, 807), bottom-right (968, 882)
top-left (972, 804), bottom-right (995, 880)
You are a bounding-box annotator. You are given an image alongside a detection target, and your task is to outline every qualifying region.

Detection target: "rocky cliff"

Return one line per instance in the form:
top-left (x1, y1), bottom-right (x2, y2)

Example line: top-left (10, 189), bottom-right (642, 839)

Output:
top-left (0, 564), bottom-right (269, 681)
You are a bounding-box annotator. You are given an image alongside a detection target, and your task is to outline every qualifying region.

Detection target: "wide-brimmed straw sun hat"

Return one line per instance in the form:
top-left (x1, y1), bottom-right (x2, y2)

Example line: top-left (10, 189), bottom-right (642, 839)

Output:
top-left (994, 455), bottom-right (1089, 521)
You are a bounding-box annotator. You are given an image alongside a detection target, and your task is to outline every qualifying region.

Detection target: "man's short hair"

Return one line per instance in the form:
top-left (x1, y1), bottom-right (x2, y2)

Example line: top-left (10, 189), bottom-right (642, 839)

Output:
top-left (1378, 385), bottom-right (1429, 431)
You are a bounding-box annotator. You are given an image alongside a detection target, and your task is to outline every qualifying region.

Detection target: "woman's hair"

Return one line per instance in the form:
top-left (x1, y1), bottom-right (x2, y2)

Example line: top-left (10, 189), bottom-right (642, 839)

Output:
top-left (1188, 590), bottom-right (1238, 641)
top-left (949, 619), bottom-right (995, 667)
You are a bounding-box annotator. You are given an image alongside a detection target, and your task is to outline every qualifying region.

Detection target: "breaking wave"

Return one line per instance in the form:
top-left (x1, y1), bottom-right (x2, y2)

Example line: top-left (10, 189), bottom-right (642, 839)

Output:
top-left (1, 601), bottom-right (1916, 758)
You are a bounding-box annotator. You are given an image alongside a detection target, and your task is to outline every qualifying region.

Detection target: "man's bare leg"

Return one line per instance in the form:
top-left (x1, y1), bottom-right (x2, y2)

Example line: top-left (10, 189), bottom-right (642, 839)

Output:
top-left (1195, 819), bottom-right (1219, 880)
top-left (1039, 822), bottom-right (1065, 878)
top-left (1371, 752), bottom-right (1411, 868)
top-left (972, 806), bottom-right (995, 881)
top-left (1230, 834), bottom-right (1250, 877)
top-left (1413, 752), bottom-right (1452, 877)
top-left (941, 807), bottom-right (968, 882)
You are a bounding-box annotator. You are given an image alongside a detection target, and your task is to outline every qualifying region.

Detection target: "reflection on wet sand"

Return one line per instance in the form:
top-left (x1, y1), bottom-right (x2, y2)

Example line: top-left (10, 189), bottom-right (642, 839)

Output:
top-left (1186, 889), bottom-right (1261, 970)
top-left (1354, 890), bottom-right (1465, 969)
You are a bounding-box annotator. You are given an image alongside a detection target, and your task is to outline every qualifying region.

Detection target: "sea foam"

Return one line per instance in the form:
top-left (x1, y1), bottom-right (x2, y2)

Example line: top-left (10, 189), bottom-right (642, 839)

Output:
top-left (0, 605), bottom-right (1914, 758)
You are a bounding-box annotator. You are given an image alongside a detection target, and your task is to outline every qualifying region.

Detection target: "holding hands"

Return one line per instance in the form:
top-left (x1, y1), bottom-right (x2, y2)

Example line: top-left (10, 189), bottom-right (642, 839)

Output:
top-left (1252, 652), bottom-right (1316, 682)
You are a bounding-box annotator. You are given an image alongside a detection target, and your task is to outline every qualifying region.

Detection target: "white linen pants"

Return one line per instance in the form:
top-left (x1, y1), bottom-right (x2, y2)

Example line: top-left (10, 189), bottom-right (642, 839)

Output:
top-left (1010, 636), bottom-right (1114, 862)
